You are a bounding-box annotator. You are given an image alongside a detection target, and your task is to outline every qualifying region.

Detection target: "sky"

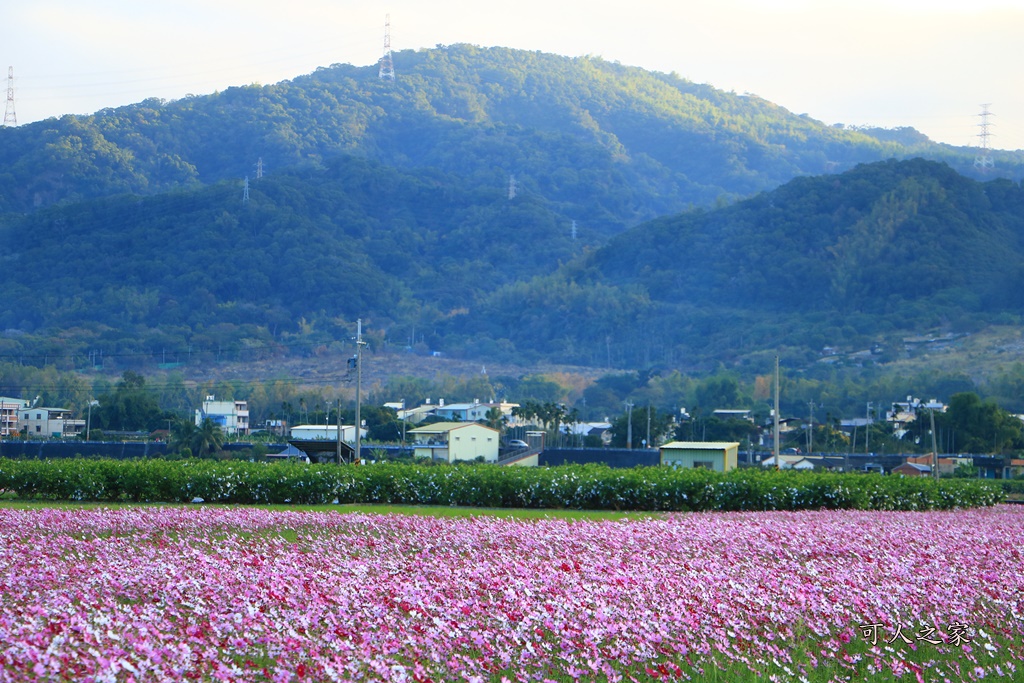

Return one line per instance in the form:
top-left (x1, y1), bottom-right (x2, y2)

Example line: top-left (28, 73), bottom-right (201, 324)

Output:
top-left (4, 0), bottom-right (1024, 150)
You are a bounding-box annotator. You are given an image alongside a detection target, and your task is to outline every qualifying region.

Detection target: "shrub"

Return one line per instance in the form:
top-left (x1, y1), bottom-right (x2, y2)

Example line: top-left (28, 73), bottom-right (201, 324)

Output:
top-left (0, 459), bottom-right (1004, 510)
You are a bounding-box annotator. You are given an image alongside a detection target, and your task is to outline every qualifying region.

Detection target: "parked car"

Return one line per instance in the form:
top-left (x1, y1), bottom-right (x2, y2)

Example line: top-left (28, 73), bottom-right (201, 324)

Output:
top-left (507, 439), bottom-right (529, 450)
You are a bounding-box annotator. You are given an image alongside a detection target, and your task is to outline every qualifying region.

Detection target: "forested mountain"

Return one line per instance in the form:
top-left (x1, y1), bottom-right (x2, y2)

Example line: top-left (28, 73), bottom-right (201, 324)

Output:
top-left (2, 45), bottom-right (1019, 225)
top-left (0, 153), bottom-right (585, 363)
top-left (2, 153), bottom-right (1022, 374)
top-left (465, 159), bottom-right (1024, 369)
top-left (1, 46), bottom-right (1023, 376)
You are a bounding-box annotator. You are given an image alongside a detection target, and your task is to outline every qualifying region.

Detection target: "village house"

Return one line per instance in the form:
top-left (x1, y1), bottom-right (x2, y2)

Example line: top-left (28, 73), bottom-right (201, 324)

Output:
top-left (0, 397), bottom-right (28, 437)
top-left (893, 462), bottom-right (932, 477)
top-left (408, 422), bottom-right (500, 463)
top-left (194, 395), bottom-right (249, 436)
top-left (20, 406), bottom-right (84, 439)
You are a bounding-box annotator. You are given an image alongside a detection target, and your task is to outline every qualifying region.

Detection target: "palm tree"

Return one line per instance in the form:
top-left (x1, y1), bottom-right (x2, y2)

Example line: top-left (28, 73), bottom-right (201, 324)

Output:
top-left (191, 417), bottom-right (225, 458)
top-left (483, 406), bottom-right (506, 432)
top-left (169, 418), bottom-right (199, 455)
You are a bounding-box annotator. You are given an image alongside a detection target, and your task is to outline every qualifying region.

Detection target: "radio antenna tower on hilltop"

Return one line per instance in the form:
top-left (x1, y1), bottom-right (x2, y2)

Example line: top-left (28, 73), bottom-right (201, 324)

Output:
top-left (974, 104), bottom-right (995, 172)
top-left (378, 14), bottom-right (395, 81)
top-left (3, 67), bottom-right (15, 127)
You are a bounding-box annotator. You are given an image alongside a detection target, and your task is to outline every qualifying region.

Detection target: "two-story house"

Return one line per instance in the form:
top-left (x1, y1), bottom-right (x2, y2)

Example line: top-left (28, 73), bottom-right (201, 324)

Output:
top-left (194, 396), bottom-right (250, 436)
top-left (20, 407), bottom-right (84, 439)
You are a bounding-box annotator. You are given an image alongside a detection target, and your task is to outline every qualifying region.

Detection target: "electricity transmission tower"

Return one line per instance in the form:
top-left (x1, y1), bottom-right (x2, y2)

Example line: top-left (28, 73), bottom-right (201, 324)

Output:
top-left (3, 67), bottom-right (15, 127)
top-left (974, 104), bottom-right (994, 172)
top-left (378, 14), bottom-right (395, 81)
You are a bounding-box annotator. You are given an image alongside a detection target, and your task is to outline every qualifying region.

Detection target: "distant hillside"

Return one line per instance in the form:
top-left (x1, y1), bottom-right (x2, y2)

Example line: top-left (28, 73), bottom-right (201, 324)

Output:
top-left (0, 152), bottom-right (585, 364)
top-left (2, 45), bottom-right (1020, 227)
top-left (1, 156), bottom-right (1021, 376)
top-left (2, 47), bottom-right (1024, 377)
top-left (462, 159), bottom-right (1024, 369)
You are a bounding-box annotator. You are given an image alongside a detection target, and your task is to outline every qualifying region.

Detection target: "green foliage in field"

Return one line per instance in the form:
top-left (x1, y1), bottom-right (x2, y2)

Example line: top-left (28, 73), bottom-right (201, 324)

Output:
top-left (0, 459), bottom-right (1002, 510)
top-left (1000, 479), bottom-right (1024, 495)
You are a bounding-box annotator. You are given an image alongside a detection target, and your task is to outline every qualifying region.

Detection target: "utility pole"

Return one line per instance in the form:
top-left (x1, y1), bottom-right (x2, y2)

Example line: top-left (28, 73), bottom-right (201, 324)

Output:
top-left (336, 393), bottom-right (342, 465)
top-left (865, 402), bottom-right (872, 455)
top-left (401, 398), bottom-right (407, 448)
top-left (773, 356), bottom-right (780, 470)
top-left (930, 407), bottom-right (940, 481)
top-left (807, 400), bottom-right (816, 455)
top-left (354, 319), bottom-right (365, 464)
top-left (86, 400), bottom-right (98, 441)
top-left (625, 401), bottom-right (634, 449)
top-left (646, 403), bottom-right (651, 449)
top-left (845, 425), bottom-right (852, 474)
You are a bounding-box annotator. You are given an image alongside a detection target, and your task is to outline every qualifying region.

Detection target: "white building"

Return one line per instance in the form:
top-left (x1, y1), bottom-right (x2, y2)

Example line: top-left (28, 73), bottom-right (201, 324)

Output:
top-left (434, 399), bottom-right (518, 423)
top-left (761, 454), bottom-right (817, 470)
top-left (288, 424), bottom-right (365, 442)
top-left (384, 398), bottom-right (520, 426)
top-left (194, 396), bottom-right (249, 436)
top-left (0, 397), bottom-right (28, 437)
top-left (20, 407), bottom-right (83, 439)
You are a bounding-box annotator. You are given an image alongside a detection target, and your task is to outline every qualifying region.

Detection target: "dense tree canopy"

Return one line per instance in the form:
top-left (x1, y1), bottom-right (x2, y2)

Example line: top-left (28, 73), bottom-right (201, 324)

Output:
top-left (94, 371), bottom-right (165, 432)
top-left (1, 47), bottom-right (1023, 376)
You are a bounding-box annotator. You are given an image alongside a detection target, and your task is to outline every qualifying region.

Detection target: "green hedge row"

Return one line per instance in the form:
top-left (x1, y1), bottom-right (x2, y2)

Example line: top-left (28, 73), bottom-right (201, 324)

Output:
top-left (0, 459), bottom-right (1004, 511)
top-left (1000, 479), bottom-right (1024, 495)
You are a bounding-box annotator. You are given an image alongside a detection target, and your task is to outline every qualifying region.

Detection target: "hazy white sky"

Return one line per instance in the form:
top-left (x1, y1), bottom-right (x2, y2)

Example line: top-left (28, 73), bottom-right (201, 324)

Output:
top-left (5, 1), bottom-right (1024, 150)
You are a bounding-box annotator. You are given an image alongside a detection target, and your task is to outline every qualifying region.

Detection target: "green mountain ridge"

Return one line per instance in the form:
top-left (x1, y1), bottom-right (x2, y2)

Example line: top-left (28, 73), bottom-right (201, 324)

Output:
top-left (464, 159), bottom-right (1024, 370)
top-left (1, 46), bottom-right (1022, 377)
top-left (3, 45), bottom-right (1019, 221)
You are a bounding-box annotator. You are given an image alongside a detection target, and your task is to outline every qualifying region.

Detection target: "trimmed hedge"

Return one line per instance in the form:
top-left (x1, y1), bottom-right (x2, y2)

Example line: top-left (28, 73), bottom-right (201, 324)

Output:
top-left (0, 458), bottom-right (1004, 511)
top-left (1000, 479), bottom-right (1024, 495)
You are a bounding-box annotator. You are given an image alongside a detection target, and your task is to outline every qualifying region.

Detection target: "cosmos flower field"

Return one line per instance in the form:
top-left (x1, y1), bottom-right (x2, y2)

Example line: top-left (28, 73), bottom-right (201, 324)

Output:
top-left (1, 505), bottom-right (1022, 682)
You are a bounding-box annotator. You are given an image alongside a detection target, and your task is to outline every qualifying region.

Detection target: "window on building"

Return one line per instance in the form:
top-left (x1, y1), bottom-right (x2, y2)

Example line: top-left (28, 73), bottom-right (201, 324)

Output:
top-left (694, 461), bottom-right (715, 469)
